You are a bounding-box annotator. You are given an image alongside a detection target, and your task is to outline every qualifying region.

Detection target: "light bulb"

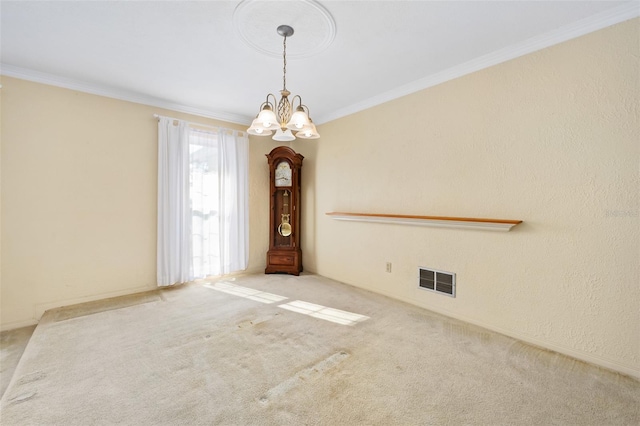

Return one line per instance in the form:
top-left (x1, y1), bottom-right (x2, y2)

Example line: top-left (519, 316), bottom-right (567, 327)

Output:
top-left (256, 107), bottom-right (279, 130)
top-left (287, 107), bottom-right (311, 131)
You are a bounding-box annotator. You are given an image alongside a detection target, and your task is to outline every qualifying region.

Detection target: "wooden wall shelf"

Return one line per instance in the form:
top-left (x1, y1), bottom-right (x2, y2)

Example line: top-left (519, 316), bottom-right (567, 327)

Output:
top-left (326, 212), bottom-right (522, 232)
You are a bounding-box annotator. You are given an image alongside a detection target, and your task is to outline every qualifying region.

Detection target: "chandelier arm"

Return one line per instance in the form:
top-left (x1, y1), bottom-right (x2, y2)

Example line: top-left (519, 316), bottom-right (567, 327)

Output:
top-left (291, 95), bottom-right (303, 110)
top-left (290, 96), bottom-right (312, 118)
top-left (264, 94), bottom-right (277, 110)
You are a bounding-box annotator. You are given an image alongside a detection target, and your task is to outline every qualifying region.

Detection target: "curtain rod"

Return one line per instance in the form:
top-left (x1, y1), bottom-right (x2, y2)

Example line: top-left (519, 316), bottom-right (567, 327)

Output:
top-left (153, 114), bottom-right (247, 137)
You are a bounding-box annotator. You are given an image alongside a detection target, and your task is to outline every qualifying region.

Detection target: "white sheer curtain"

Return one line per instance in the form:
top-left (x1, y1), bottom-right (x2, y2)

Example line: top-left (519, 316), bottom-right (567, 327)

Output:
top-left (157, 116), bottom-right (249, 286)
top-left (157, 117), bottom-right (191, 286)
top-left (218, 130), bottom-right (249, 274)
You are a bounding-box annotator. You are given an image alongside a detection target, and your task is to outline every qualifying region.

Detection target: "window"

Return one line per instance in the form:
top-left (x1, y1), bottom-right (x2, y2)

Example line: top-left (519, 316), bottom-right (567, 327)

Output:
top-left (157, 117), bottom-right (248, 286)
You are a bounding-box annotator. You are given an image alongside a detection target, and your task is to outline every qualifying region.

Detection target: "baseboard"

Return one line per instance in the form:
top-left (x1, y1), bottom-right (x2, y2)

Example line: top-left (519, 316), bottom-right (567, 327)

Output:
top-left (238, 266), bottom-right (266, 275)
top-left (331, 277), bottom-right (640, 380)
top-left (31, 270), bottom-right (267, 321)
top-left (33, 284), bottom-right (156, 320)
top-left (418, 302), bottom-right (640, 380)
top-left (0, 319), bottom-right (39, 332)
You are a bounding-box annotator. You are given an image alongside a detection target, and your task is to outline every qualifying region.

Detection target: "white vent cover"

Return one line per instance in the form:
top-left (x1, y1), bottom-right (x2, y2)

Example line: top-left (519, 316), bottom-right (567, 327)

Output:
top-left (419, 268), bottom-right (455, 297)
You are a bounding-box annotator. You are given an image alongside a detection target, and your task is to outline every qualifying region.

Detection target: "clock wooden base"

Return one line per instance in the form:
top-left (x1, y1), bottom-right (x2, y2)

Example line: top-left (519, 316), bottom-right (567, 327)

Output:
top-left (265, 248), bottom-right (302, 275)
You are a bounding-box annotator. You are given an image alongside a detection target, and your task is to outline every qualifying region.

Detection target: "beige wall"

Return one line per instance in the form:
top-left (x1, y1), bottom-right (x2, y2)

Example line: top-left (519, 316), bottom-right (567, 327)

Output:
top-left (0, 76), bottom-right (278, 329)
top-left (1, 19), bottom-right (638, 378)
top-left (294, 19), bottom-right (639, 377)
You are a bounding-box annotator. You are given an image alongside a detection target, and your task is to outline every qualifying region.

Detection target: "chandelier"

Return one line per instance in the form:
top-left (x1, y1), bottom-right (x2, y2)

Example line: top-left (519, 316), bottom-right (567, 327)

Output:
top-left (247, 25), bottom-right (320, 141)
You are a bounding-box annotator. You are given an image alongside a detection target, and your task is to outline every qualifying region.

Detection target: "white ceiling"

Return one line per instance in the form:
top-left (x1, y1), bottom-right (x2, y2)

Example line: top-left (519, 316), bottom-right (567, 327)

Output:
top-left (1, 1), bottom-right (638, 126)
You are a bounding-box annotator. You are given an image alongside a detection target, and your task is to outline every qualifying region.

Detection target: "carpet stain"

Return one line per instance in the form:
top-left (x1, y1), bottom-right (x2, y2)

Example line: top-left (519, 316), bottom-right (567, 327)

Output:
top-left (8, 391), bottom-right (36, 404)
top-left (237, 312), bottom-right (280, 329)
top-left (259, 351), bottom-right (350, 405)
top-left (16, 371), bottom-right (46, 385)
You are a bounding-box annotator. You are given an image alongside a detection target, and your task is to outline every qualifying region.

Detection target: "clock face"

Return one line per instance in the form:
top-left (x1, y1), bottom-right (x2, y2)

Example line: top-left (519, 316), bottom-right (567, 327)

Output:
top-left (275, 161), bottom-right (292, 187)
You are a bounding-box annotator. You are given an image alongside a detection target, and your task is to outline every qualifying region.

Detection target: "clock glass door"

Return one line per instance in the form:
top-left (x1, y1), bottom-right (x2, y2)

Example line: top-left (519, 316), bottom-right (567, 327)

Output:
top-left (274, 189), bottom-right (292, 247)
top-left (275, 161), bottom-right (292, 187)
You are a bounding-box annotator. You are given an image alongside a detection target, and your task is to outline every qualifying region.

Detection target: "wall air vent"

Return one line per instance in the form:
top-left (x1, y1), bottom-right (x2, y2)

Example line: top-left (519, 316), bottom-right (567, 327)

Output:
top-left (419, 267), bottom-right (455, 297)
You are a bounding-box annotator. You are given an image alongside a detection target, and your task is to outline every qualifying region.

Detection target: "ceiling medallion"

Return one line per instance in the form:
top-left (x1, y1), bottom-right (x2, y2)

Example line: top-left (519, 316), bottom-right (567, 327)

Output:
top-left (233, 0), bottom-right (336, 59)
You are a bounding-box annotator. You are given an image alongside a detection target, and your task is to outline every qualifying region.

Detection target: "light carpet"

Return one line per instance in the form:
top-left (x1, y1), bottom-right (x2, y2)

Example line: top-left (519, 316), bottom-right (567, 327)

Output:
top-left (1, 273), bottom-right (638, 425)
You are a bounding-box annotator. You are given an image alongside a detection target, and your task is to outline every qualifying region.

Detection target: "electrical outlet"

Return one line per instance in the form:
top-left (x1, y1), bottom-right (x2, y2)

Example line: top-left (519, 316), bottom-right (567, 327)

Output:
top-left (386, 262), bottom-right (392, 273)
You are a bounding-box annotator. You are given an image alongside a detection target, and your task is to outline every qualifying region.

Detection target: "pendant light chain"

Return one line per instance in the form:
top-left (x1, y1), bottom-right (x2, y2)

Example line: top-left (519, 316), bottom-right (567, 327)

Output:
top-left (282, 35), bottom-right (287, 92)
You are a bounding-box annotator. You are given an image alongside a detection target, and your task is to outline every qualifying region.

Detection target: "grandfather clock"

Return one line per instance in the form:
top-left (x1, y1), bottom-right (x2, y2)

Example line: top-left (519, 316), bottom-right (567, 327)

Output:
top-left (266, 146), bottom-right (304, 275)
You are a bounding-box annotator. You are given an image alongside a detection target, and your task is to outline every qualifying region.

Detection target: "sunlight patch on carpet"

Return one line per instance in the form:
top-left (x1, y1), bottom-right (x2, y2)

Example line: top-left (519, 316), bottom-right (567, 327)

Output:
top-left (278, 300), bottom-right (369, 326)
top-left (203, 282), bottom-right (288, 304)
top-left (203, 282), bottom-right (368, 326)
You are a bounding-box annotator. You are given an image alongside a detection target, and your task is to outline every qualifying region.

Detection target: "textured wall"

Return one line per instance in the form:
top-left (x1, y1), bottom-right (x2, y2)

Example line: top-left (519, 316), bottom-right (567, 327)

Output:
top-left (0, 77), bottom-right (276, 329)
top-left (294, 19), bottom-right (639, 377)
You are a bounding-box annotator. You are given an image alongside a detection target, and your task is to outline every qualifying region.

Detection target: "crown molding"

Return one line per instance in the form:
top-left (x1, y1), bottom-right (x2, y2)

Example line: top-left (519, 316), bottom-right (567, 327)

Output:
top-left (315, 2), bottom-right (640, 125)
top-left (0, 64), bottom-right (253, 126)
top-left (2, 2), bottom-right (637, 127)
